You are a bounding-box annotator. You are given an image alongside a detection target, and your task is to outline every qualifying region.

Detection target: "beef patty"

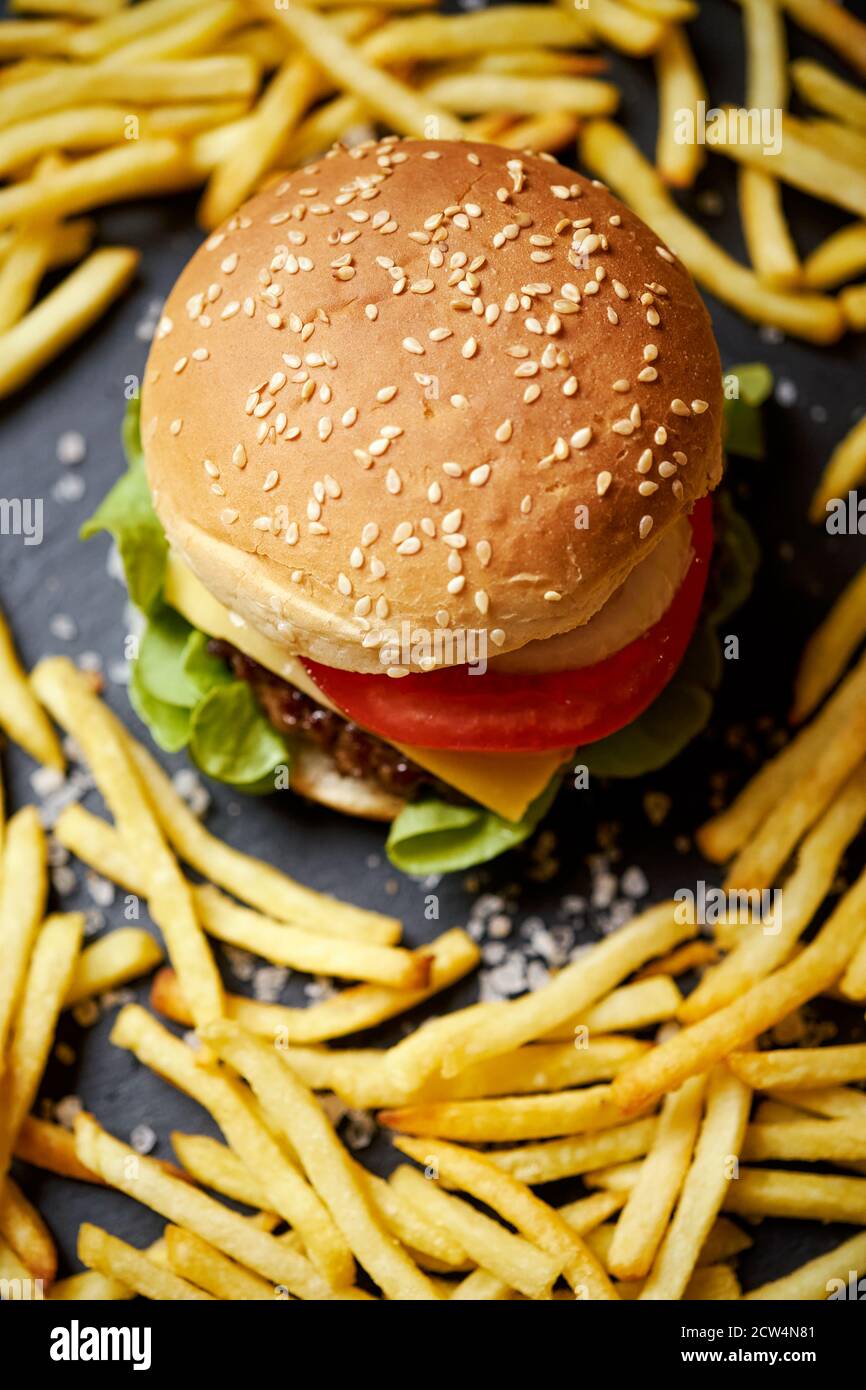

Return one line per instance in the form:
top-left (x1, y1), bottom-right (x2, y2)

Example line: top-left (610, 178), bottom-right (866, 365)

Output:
top-left (208, 640), bottom-right (454, 801)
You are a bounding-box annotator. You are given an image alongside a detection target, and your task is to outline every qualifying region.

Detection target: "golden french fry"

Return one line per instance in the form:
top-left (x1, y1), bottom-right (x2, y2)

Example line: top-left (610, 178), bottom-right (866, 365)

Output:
top-left (32, 658), bottom-right (223, 1028)
top-left (0, 106), bottom-right (139, 178)
top-left (654, 25), bottom-right (706, 186)
top-left (579, 120), bottom-right (843, 344)
top-left (64, 927), bottom-right (164, 1007)
top-left (738, 0), bottom-right (799, 287)
top-left (78, 1224), bottom-right (212, 1301)
top-left (682, 765), bottom-right (866, 1022)
top-left (608, 1074), bottom-right (706, 1282)
top-left (580, 0), bottom-right (666, 55)
top-left (0, 913), bottom-right (84, 1181)
top-left (206, 1023), bottom-right (441, 1301)
top-left (492, 111), bottom-right (580, 152)
top-left (743, 1118), bottom-right (866, 1164)
top-left (172, 1132), bottom-right (270, 1211)
top-left (396, 1135), bottom-right (617, 1300)
top-left (0, 140), bottom-right (192, 228)
top-left (780, 0), bottom-right (866, 81)
top-left (698, 649), bottom-right (866, 861)
top-left (791, 58), bottom-right (866, 131)
top-left (842, 283), bottom-right (866, 332)
top-left (710, 109), bottom-right (866, 220)
top-left (111, 1005), bottom-right (354, 1288)
top-left (164, 1226), bottom-right (275, 1300)
top-left (724, 1167), bottom-right (866, 1224)
top-left (63, 0), bottom-right (210, 59)
top-left (146, 928), bottom-right (477, 1043)
top-left (100, 0), bottom-right (244, 66)
top-left (390, 1162), bottom-right (560, 1299)
top-left (248, 0), bottom-right (463, 140)
top-left (437, 902), bottom-right (695, 1080)
top-left (794, 567), bottom-right (866, 720)
top-left (769, 1086), bottom-right (866, 1121)
top-left (421, 73), bottom-right (619, 117)
top-left (487, 1118), bottom-right (658, 1185)
top-left (611, 869), bottom-right (866, 1114)
top-left (638, 1067), bottom-right (750, 1300)
top-left (0, 18), bottom-right (75, 58)
top-left (746, 1230), bottom-right (866, 1300)
top-left (0, 807), bottom-right (49, 1069)
top-left (9, 0), bottom-right (125, 15)
top-left (380, 1084), bottom-right (631, 1143)
top-left (0, 1177), bottom-right (56, 1284)
top-left (14, 1115), bottom-right (104, 1185)
top-left (546, 976), bottom-right (683, 1038)
top-left (0, 247), bottom-right (139, 398)
top-left (74, 1112), bottom-right (344, 1299)
top-left (363, 6), bottom-right (593, 65)
top-left (0, 611), bottom-right (63, 768)
top-left (810, 413), bottom-right (866, 522)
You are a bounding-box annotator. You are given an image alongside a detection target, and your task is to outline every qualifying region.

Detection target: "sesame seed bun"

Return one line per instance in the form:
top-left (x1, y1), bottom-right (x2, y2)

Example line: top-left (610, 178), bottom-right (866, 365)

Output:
top-left (142, 137), bottom-right (723, 675)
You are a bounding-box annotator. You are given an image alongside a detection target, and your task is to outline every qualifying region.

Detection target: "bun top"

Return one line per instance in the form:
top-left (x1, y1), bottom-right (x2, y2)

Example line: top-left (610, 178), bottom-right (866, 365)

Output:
top-left (142, 137), bottom-right (723, 674)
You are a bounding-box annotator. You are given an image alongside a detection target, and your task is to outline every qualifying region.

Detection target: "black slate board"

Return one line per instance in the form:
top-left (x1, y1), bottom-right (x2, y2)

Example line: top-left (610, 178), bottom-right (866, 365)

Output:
top-left (2, 0), bottom-right (866, 1292)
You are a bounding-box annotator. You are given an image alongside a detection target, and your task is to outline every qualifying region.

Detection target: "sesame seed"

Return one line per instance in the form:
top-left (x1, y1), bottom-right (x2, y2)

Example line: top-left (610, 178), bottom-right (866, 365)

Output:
top-left (596, 471), bottom-right (612, 496)
top-left (571, 426), bottom-right (592, 448)
top-left (403, 337), bottom-right (423, 354)
top-left (427, 481), bottom-right (442, 503)
top-left (643, 344), bottom-right (658, 362)
top-left (462, 337), bottom-right (478, 359)
top-left (646, 307), bottom-right (660, 327)
top-left (253, 516), bottom-right (271, 531)
top-left (612, 419), bottom-right (633, 436)
top-left (397, 536), bottom-right (421, 555)
top-left (520, 495), bottom-right (532, 514)
top-left (442, 509), bottom-right (463, 534)
top-left (692, 399), bottom-right (709, 414)
top-left (376, 385), bottom-right (397, 402)
top-left (658, 460), bottom-right (676, 478)
top-left (613, 378), bottom-right (630, 393)
top-left (639, 515), bottom-right (654, 539)
top-left (672, 480), bottom-right (684, 499)
top-left (232, 446), bottom-right (246, 470)
top-left (495, 419), bottom-right (513, 442)
top-left (386, 468), bottom-right (401, 494)
top-left (637, 448), bottom-right (653, 474)
top-left (638, 480), bottom-right (658, 496)
top-left (638, 366), bottom-right (658, 382)
top-left (263, 470), bottom-right (279, 491)
top-left (655, 426), bottom-right (667, 445)
top-left (544, 590), bottom-right (561, 602)
top-left (469, 464), bottom-right (490, 486)
top-left (671, 398), bottom-right (691, 416)
top-left (220, 508), bottom-right (239, 525)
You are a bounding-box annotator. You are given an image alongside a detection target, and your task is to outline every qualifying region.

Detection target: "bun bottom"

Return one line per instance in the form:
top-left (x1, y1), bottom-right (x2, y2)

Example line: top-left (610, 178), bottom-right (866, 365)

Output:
top-left (291, 743), bottom-right (405, 822)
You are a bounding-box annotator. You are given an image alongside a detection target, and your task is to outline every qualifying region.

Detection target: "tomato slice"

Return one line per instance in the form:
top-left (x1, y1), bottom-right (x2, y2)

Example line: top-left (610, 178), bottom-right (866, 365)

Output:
top-left (302, 497), bottom-right (714, 753)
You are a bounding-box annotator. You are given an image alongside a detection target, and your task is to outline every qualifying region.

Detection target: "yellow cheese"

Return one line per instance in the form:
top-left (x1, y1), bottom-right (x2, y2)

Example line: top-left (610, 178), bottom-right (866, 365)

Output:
top-left (164, 553), bottom-right (567, 821)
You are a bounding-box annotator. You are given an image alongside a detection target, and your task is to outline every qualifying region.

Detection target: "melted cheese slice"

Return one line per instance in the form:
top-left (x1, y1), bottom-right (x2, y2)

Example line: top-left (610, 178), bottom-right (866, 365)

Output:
top-left (164, 554), bottom-right (567, 822)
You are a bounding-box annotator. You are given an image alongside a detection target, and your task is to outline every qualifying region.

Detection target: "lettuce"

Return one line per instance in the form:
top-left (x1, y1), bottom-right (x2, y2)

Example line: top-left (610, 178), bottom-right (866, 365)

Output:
top-left (723, 363), bottom-right (774, 460)
top-left (84, 400), bottom-right (290, 788)
top-left (387, 780), bottom-right (559, 876)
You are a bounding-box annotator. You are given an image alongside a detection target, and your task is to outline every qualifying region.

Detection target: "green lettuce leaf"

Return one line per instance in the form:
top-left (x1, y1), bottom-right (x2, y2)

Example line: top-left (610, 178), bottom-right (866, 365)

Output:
top-left (81, 398), bottom-right (167, 614)
top-left (182, 629), bottom-right (234, 697)
top-left (128, 662), bottom-right (191, 753)
top-left (189, 682), bottom-right (290, 788)
top-left (137, 605), bottom-right (201, 708)
top-left (387, 779), bottom-right (559, 876)
top-left (723, 363), bottom-right (774, 460)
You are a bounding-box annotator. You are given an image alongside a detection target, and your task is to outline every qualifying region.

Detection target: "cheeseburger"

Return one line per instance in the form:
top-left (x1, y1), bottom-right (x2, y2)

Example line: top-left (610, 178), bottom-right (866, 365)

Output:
top-left (87, 137), bottom-right (749, 873)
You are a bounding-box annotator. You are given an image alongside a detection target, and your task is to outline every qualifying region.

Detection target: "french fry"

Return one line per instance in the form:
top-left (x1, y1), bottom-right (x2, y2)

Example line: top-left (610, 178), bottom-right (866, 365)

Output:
top-left (389, 1162), bottom-right (561, 1299)
top-left (0, 246), bottom-right (140, 398)
top-left (287, 92), bottom-right (366, 166)
top-left (623, 0), bottom-right (696, 17)
top-left (779, 0), bottom-right (866, 81)
top-left (698, 649), bottom-right (866, 860)
top-left (64, 927), bottom-right (164, 1007)
top-left (110, 1005), bottom-right (354, 1288)
top-left (810, 413), bottom-right (866, 522)
top-left (547, 976), bottom-right (683, 1037)
top-left (14, 1116), bottom-right (104, 1185)
top-left (100, 0), bottom-right (245, 67)
top-left (733, 1045), bottom-right (866, 1095)
top-left (493, 111), bottom-right (580, 153)
top-left (0, 58), bottom-right (258, 129)
top-left (0, 611), bottom-right (63, 768)
top-left (172, 1132), bottom-right (270, 1211)
top-left (0, 1236), bottom-right (35, 1291)
top-left (147, 928), bottom-right (478, 1043)
top-left (379, 1083), bottom-right (630, 1142)
top-left (450, 1268), bottom-right (514, 1300)
top-left (794, 565), bottom-right (866, 720)
top-left (724, 1168), bottom-right (866, 1224)
top-left (251, 0), bottom-right (463, 140)
top-left (63, 0), bottom-right (208, 59)
top-left (74, 1113), bottom-right (342, 1299)
top-left (654, 25), bottom-right (706, 186)
top-left (0, 1178), bottom-right (57, 1284)
top-left (32, 659), bottom-right (223, 1028)
top-left (770, 1086), bottom-right (866, 1122)
top-left (421, 73), bottom-right (619, 117)
top-left (743, 1118), bottom-right (866, 1164)
top-left (638, 1067), bottom-right (750, 1300)
top-left (164, 1226), bottom-right (276, 1300)
top-left (486, 1118), bottom-right (658, 1185)
top-left (0, 913), bottom-right (84, 1181)
top-left (580, 121), bottom-right (843, 344)
top-left (10, 0), bottom-right (124, 16)
top-left (142, 100), bottom-right (251, 137)
top-left (0, 139), bottom-right (193, 228)
top-left (583, 1162), bottom-right (643, 1193)
top-left (206, 1023), bottom-right (441, 1301)
top-left (607, 1074), bottom-right (706, 1282)
top-left (791, 58), bottom-right (866, 132)
top-left (698, 1216), bottom-right (752, 1264)
top-left (0, 19), bottom-right (75, 58)
top-left (746, 1230), bottom-right (866, 1300)
top-left (682, 765), bottom-right (866, 1021)
top-left (0, 105), bottom-right (139, 177)
top-left (842, 283), bottom-right (866, 333)
top-left (363, 7), bottom-right (593, 65)
top-left (0, 807), bottom-right (48, 1069)
top-left (78, 1224), bottom-right (213, 1302)
top-left (577, 0), bottom-right (666, 56)
top-left (738, 0), bottom-right (799, 288)
top-left (611, 866), bottom-right (866, 1113)
top-left (395, 1135), bottom-right (617, 1300)
top-left (725, 694), bottom-right (866, 892)
top-left (637, 944), bottom-right (718, 980)
top-left (710, 110), bottom-right (866, 220)
top-left (437, 901), bottom-right (695, 1080)
top-left (123, 741), bottom-right (401, 944)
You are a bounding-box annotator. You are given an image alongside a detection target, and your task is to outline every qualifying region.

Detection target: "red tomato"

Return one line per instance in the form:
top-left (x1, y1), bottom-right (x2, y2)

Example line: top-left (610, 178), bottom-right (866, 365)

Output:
top-left (302, 497), bottom-right (714, 753)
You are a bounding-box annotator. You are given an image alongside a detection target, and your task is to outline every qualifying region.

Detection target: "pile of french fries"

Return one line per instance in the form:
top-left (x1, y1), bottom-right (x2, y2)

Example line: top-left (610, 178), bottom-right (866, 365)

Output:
top-left (1, 0), bottom-right (865, 398)
top-left (1, 601), bottom-right (866, 1301)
